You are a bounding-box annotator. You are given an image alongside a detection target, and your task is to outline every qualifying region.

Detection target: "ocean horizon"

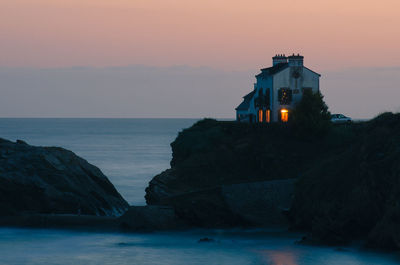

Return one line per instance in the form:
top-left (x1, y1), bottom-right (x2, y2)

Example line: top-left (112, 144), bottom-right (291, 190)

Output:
top-left (0, 118), bottom-right (199, 205)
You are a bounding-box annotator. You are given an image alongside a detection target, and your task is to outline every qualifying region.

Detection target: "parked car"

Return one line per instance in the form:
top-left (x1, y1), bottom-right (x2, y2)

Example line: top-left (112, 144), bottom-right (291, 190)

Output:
top-left (331, 114), bottom-right (352, 124)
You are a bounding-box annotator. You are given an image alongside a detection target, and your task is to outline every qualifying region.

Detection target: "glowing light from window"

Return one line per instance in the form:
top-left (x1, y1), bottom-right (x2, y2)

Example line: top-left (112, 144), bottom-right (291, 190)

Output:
top-left (258, 109), bottom-right (263, 122)
top-left (281, 109), bottom-right (289, 122)
top-left (265, 110), bottom-right (270, 123)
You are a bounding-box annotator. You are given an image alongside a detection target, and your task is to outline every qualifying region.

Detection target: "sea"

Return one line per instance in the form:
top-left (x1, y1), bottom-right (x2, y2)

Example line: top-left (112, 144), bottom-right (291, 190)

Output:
top-left (0, 118), bottom-right (399, 265)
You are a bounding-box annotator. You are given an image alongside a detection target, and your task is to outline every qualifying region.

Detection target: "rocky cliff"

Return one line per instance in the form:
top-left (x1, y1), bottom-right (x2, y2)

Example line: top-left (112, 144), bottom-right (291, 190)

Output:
top-left (146, 114), bottom-right (400, 249)
top-left (145, 118), bottom-right (348, 226)
top-left (289, 113), bottom-right (400, 249)
top-left (0, 138), bottom-right (129, 217)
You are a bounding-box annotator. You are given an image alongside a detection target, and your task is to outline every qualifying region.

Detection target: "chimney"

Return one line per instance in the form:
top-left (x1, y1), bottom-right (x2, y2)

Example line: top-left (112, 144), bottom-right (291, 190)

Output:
top-left (272, 54), bottom-right (288, 66)
top-left (288, 53), bottom-right (304, 67)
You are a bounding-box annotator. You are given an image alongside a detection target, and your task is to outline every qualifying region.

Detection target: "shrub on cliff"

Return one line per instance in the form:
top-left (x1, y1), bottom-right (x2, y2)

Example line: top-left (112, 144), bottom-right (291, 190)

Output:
top-left (291, 90), bottom-right (331, 137)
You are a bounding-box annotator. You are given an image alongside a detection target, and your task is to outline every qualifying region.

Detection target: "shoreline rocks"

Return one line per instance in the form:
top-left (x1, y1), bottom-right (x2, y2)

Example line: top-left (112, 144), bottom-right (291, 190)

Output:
top-left (119, 205), bottom-right (186, 231)
top-left (0, 138), bottom-right (129, 217)
top-left (3, 113), bottom-right (400, 251)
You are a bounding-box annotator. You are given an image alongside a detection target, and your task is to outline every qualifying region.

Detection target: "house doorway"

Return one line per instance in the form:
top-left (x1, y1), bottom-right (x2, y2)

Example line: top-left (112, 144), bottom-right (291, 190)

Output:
top-left (280, 109), bottom-right (289, 122)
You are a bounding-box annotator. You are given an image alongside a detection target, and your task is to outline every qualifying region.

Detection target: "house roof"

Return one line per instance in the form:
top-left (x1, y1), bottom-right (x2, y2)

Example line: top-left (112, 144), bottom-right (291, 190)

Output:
top-left (256, 63), bottom-right (322, 78)
top-left (235, 90), bottom-right (255, 110)
top-left (256, 63), bottom-right (289, 78)
top-left (243, 90), bottom-right (255, 100)
top-left (304, 66), bottom-right (321, 77)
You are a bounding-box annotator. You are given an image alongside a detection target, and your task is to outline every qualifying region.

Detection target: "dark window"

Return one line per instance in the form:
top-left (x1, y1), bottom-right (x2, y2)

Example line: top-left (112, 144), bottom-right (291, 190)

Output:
top-left (265, 88), bottom-right (270, 106)
top-left (255, 89), bottom-right (270, 108)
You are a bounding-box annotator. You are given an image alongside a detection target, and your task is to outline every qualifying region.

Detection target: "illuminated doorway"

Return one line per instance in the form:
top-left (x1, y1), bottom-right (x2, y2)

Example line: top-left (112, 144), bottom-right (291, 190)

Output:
top-left (280, 109), bottom-right (289, 122)
top-left (258, 109), bottom-right (263, 122)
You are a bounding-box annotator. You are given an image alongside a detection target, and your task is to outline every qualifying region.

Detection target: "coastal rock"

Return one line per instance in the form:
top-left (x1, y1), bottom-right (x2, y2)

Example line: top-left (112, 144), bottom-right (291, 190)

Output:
top-left (146, 113), bottom-right (400, 250)
top-left (161, 179), bottom-right (295, 227)
top-left (367, 205), bottom-right (400, 250)
top-left (222, 179), bottom-right (295, 225)
top-left (118, 205), bottom-right (183, 230)
top-left (289, 113), bottom-right (400, 248)
top-left (198, 237), bottom-right (215, 243)
top-left (145, 119), bottom-right (323, 227)
top-left (0, 138), bottom-right (129, 217)
top-left (0, 214), bottom-right (119, 230)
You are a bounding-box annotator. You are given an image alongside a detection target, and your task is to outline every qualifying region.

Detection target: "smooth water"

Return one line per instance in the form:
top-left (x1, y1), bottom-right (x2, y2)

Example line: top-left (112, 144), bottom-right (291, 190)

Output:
top-left (0, 228), bottom-right (399, 265)
top-left (0, 118), bottom-right (196, 205)
top-left (0, 118), bottom-right (399, 265)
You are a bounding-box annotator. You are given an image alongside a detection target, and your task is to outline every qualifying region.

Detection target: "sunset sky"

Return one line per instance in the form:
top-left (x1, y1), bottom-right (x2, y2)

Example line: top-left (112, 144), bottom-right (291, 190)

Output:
top-left (2, 0), bottom-right (400, 70)
top-left (1, 0), bottom-right (400, 118)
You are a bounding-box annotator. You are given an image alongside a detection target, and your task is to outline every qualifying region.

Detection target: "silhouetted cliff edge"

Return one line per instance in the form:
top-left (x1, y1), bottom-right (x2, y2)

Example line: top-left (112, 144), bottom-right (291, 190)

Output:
top-left (146, 113), bottom-right (400, 250)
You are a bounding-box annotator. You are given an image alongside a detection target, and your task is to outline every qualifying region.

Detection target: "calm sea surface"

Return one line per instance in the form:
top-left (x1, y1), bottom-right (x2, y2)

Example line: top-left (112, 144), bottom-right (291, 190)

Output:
top-left (0, 118), bottom-right (196, 205)
top-left (0, 118), bottom-right (398, 265)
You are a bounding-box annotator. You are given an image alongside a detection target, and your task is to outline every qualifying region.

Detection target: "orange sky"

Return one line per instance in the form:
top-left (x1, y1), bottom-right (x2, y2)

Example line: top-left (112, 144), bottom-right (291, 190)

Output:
top-left (1, 0), bottom-right (400, 70)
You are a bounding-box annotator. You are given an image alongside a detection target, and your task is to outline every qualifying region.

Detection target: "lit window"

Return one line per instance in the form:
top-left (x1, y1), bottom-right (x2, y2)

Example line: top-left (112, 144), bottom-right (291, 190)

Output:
top-left (265, 110), bottom-right (270, 123)
top-left (258, 109), bottom-right (263, 122)
top-left (278, 88), bottom-right (292, 105)
top-left (281, 109), bottom-right (289, 122)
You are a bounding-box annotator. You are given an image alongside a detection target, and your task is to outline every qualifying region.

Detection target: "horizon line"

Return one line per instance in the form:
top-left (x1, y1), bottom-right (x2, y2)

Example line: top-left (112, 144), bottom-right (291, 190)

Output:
top-left (0, 116), bottom-right (235, 119)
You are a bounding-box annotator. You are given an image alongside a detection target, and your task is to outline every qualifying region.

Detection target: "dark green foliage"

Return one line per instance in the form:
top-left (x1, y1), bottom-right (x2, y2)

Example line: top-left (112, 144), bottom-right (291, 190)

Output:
top-left (291, 90), bottom-right (331, 137)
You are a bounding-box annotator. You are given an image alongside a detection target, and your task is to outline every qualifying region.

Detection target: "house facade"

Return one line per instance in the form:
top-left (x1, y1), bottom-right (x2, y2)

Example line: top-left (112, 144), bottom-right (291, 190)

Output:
top-left (236, 54), bottom-right (320, 123)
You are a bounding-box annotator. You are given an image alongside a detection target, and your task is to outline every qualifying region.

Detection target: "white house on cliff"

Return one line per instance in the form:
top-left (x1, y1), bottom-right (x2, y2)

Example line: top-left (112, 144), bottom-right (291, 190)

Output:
top-left (236, 54), bottom-right (320, 123)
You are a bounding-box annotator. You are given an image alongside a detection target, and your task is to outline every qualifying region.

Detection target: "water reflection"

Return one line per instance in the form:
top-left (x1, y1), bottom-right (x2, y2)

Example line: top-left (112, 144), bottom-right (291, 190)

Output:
top-left (258, 250), bottom-right (298, 265)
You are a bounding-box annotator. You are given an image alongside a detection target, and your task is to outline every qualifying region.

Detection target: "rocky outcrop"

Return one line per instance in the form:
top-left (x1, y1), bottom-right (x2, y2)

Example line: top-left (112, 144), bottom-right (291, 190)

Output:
top-left (289, 113), bottom-right (400, 249)
top-left (145, 119), bottom-right (332, 227)
top-left (145, 113), bottom-right (400, 250)
top-left (222, 179), bottom-right (295, 225)
top-left (159, 179), bottom-right (295, 227)
top-left (0, 138), bottom-right (129, 217)
top-left (0, 214), bottom-right (119, 230)
top-left (118, 205), bottom-right (184, 230)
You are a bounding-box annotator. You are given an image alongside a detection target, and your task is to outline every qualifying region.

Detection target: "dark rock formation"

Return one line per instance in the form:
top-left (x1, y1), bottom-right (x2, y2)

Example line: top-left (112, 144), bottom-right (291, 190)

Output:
top-left (145, 119), bottom-right (334, 227)
top-left (154, 179), bottom-right (295, 227)
top-left (0, 214), bottom-right (119, 230)
top-left (145, 113), bottom-right (400, 250)
top-left (118, 205), bottom-right (184, 230)
top-left (222, 179), bottom-right (295, 225)
top-left (198, 237), bottom-right (215, 243)
top-left (290, 112), bottom-right (400, 249)
top-left (0, 138), bottom-right (129, 217)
